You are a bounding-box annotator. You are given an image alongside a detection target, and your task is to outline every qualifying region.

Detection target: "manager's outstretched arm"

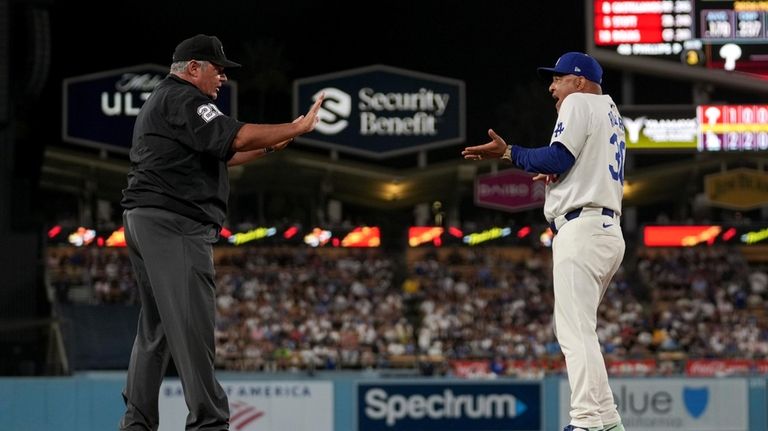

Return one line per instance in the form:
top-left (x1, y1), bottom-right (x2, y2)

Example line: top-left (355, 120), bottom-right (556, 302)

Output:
top-left (462, 128), bottom-right (575, 174)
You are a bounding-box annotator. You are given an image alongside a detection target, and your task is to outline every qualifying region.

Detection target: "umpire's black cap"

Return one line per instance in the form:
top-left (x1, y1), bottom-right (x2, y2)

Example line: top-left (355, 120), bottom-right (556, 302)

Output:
top-left (172, 34), bottom-right (241, 68)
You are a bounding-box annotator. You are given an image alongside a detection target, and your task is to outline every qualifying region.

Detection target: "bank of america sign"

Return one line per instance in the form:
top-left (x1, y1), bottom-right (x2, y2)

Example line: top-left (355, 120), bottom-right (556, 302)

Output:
top-left (293, 65), bottom-right (465, 159)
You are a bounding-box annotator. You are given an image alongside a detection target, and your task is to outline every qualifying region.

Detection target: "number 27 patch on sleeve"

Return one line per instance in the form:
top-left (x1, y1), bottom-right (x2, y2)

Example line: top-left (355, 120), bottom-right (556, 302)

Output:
top-left (197, 103), bottom-right (223, 122)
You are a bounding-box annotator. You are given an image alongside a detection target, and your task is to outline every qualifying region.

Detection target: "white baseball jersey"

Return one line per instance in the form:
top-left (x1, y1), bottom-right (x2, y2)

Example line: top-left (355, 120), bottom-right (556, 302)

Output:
top-left (543, 93), bottom-right (625, 223)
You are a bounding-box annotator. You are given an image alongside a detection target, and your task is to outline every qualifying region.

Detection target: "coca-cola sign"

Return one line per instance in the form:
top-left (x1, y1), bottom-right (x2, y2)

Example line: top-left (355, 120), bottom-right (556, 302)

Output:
top-left (685, 359), bottom-right (753, 377)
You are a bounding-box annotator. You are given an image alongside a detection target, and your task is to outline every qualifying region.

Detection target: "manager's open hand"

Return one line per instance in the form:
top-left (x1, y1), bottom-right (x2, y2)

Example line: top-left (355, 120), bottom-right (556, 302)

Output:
top-left (462, 129), bottom-right (508, 161)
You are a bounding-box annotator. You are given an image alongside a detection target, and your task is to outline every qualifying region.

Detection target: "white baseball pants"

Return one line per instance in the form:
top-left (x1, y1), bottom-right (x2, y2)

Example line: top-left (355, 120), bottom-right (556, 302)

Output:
top-left (552, 210), bottom-right (625, 429)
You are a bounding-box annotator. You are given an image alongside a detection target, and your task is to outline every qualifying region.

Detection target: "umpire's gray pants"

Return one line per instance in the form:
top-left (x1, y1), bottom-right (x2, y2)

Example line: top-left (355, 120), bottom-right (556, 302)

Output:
top-left (119, 207), bottom-right (229, 431)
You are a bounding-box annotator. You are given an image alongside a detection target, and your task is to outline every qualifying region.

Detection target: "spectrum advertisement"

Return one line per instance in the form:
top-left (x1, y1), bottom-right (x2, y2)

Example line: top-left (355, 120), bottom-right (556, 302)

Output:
top-left (357, 381), bottom-right (541, 431)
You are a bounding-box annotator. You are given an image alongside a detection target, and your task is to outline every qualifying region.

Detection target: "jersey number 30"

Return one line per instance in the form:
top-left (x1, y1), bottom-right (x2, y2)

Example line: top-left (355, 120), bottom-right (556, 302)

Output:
top-left (609, 133), bottom-right (625, 185)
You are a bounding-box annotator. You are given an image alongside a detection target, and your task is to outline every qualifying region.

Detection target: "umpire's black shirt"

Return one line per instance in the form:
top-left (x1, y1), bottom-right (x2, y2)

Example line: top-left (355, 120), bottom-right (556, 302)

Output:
top-left (121, 75), bottom-right (244, 228)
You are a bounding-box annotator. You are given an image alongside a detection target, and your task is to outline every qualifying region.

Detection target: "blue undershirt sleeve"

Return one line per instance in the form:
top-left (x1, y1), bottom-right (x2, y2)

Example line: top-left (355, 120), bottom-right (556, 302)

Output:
top-left (509, 142), bottom-right (575, 174)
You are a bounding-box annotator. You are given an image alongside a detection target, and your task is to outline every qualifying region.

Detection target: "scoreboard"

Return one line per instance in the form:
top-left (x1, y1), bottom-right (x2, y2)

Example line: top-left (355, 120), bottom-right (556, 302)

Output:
top-left (593, 0), bottom-right (768, 76)
top-left (618, 104), bottom-right (768, 151)
top-left (697, 104), bottom-right (768, 150)
top-left (595, 0), bottom-right (694, 50)
top-left (701, 7), bottom-right (764, 40)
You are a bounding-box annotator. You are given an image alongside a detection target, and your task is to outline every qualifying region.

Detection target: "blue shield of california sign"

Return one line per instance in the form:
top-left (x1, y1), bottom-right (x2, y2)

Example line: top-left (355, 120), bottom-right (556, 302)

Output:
top-left (683, 386), bottom-right (709, 419)
top-left (62, 64), bottom-right (237, 153)
top-left (293, 65), bottom-right (465, 158)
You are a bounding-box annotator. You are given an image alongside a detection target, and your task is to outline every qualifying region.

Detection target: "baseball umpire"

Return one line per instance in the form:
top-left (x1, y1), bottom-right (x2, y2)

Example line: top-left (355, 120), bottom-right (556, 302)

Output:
top-left (119, 34), bottom-right (323, 430)
top-left (462, 51), bottom-right (626, 431)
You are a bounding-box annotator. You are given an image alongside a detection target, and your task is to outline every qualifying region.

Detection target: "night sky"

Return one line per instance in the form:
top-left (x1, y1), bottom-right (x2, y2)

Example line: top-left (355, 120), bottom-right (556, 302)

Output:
top-left (12, 1), bottom-right (760, 169)
top-left (11, 0), bottom-right (753, 228)
top-left (15, 0), bottom-right (604, 161)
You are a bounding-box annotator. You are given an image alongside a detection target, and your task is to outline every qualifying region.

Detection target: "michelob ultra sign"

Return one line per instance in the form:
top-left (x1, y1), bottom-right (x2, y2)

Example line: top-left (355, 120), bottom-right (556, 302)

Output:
top-left (63, 64), bottom-right (237, 153)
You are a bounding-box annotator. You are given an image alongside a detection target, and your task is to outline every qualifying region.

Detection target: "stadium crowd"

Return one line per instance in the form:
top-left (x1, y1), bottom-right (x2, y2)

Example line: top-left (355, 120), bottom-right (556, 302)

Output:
top-left (45, 242), bottom-right (768, 374)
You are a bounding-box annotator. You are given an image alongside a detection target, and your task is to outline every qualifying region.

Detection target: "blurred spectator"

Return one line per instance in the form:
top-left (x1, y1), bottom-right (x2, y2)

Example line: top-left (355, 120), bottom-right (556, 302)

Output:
top-left (46, 243), bottom-right (768, 371)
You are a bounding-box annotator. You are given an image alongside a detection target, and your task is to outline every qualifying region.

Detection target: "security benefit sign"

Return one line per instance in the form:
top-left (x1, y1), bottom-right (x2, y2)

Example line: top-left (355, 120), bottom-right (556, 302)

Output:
top-left (558, 378), bottom-right (747, 431)
top-left (293, 65), bottom-right (465, 158)
top-left (358, 381), bottom-right (541, 431)
top-left (63, 64), bottom-right (236, 153)
top-left (159, 380), bottom-right (333, 431)
top-left (475, 169), bottom-right (545, 212)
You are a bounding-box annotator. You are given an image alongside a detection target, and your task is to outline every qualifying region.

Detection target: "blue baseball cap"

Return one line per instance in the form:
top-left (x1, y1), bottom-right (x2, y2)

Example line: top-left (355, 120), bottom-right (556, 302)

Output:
top-left (537, 52), bottom-right (602, 84)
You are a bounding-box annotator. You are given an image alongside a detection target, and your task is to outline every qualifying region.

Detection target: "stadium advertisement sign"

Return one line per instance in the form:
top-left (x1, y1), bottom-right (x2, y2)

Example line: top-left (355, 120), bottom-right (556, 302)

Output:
top-left (293, 65), bottom-right (465, 158)
top-left (474, 168), bottom-right (546, 213)
top-left (158, 380), bottom-right (333, 431)
top-left (643, 224), bottom-right (768, 246)
top-left (685, 359), bottom-right (755, 377)
top-left (62, 64), bottom-right (236, 153)
top-left (704, 168), bottom-right (768, 210)
top-left (558, 378), bottom-right (747, 431)
top-left (620, 106), bottom-right (698, 151)
top-left (357, 381), bottom-right (541, 431)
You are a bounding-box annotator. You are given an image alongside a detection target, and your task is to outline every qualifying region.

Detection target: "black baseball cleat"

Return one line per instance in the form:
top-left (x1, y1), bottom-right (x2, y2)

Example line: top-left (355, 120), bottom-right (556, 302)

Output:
top-left (562, 426), bottom-right (622, 431)
top-left (562, 424), bottom-right (624, 431)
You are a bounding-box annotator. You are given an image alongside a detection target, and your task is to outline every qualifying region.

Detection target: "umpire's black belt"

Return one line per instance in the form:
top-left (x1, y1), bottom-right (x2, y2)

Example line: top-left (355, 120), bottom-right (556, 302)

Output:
top-left (550, 207), bottom-right (614, 234)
